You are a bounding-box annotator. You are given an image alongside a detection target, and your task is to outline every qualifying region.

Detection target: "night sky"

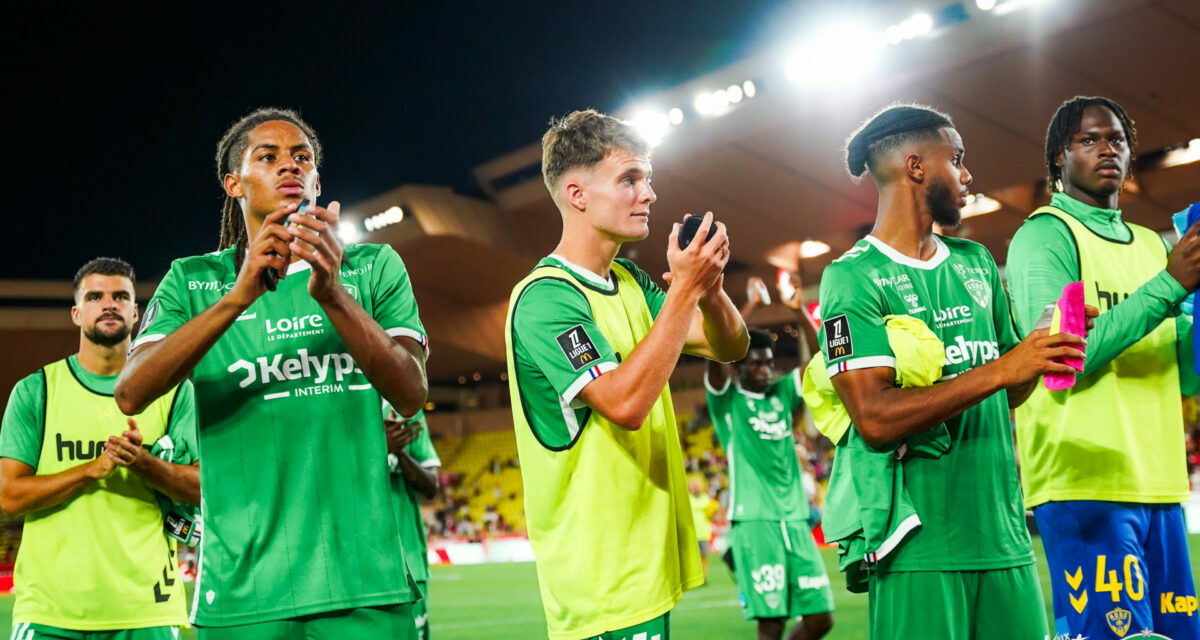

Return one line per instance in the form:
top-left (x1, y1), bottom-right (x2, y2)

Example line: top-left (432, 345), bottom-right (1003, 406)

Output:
top-left (6, 1), bottom-right (854, 282)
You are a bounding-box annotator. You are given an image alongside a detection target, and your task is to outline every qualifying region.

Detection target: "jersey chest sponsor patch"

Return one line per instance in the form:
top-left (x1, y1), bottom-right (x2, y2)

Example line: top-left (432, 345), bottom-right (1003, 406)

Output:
top-left (556, 324), bottom-right (601, 371)
top-left (824, 314), bottom-right (853, 359)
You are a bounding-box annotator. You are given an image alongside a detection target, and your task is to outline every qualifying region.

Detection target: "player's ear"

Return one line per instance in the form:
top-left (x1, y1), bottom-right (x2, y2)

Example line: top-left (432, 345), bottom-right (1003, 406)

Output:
top-left (564, 175), bottom-right (586, 212)
top-left (905, 153), bottom-right (925, 183)
top-left (223, 172), bottom-right (243, 199)
top-left (70, 302), bottom-right (82, 328)
top-left (313, 173), bottom-right (321, 198)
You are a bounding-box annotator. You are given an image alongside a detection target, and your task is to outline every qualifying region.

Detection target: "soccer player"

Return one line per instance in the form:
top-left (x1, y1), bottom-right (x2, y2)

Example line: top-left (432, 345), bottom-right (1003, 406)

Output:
top-left (1006, 96), bottom-right (1200, 640)
top-left (705, 280), bottom-right (834, 640)
top-left (505, 109), bottom-right (748, 640)
top-left (384, 407), bottom-right (441, 640)
top-left (114, 108), bottom-right (429, 638)
top-left (820, 103), bottom-right (1089, 640)
top-left (0, 257), bottom-right (199, 639)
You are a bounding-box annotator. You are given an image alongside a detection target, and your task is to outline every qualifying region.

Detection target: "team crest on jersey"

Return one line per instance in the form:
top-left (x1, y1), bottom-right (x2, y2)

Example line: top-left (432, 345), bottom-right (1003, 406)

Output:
top-left (962, 278), bottom-right (991, 309)
top-left (1105, 607), bottom-right (1131, 637)
top-left (342, 283), bottom-right (360, 302)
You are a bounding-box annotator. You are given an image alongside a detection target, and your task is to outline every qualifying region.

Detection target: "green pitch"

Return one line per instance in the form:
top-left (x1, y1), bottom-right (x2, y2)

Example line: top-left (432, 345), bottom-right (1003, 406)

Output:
top-left (3, 535), bottom-right (1198, 639)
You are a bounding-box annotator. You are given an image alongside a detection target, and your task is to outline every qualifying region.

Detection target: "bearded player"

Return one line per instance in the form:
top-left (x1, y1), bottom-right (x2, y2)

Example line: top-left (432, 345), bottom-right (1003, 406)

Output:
top-left (821, 103), bottom-right (1088, 639)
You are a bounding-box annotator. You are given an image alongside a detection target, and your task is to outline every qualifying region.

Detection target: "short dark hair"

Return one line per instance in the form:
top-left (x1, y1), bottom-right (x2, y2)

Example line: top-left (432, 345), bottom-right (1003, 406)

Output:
top-left (845, 103), bottom-right (955, 178)
top-left (1044, 96), bottom-right (1137, 194)
top-left (541, 109), bottom-right (652, 194)
top-left (747, 328), bottom-right (775, 351)
top-left (73, 257), bottom-right (135, 298)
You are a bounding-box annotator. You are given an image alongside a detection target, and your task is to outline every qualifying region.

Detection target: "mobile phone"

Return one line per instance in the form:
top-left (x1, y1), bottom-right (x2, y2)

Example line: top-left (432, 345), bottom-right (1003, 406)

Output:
top-left (777, 268), bottom-right (796, 302)
top-left (262, 199), bottom-right (309, 292)
top-left (750, 278), bottom-right (771, 305)
top-left (678, 214), bottom-right (718, 249)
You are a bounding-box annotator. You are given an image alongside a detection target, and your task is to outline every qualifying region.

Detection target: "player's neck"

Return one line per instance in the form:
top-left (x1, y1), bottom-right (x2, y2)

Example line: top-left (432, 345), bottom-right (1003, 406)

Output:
top-left (1062, 183), bottom-right (1120, 211)
top-left (872, 188), bottom-right (939, 260)
top-left (553, 228), bottom-right (622, 279)
top-left (76, 338), bottom-right (128, 376)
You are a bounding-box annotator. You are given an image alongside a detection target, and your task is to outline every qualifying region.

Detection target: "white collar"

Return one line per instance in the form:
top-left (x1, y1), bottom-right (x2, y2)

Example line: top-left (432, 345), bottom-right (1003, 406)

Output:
top-left (864, 235), bottom-right (949, 270)
top-left (549, 253), bottom-right (614, 289)
top-left (240, 248), bottom-right (311, 274)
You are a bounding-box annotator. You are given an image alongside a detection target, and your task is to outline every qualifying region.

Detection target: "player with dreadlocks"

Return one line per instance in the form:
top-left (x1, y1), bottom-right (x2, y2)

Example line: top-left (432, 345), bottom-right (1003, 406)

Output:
top-left (115, 108), bottom-right (430, 638)
top-left (1006, 96), bottom-right (1200, 640)
top-left (818, 103), bottom-right (1088, 639)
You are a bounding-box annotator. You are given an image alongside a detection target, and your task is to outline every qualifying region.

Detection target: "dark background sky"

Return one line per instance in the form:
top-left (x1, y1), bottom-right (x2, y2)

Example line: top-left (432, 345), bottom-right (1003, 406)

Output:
top-left (6, 1), bottom-right (856, 281)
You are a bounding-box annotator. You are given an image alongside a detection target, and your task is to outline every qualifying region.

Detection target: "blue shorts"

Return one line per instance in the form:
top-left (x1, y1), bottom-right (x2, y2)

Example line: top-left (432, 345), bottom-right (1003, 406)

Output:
top-left (1035, 501), bottom-right (1199, 640)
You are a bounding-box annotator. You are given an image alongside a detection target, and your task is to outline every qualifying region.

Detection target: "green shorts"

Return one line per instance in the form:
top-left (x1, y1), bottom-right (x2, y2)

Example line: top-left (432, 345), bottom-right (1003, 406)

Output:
top-left (413, 581), bottom-right (429, 640)
top-left (730, 520), bottom-right (835, 621)
top-left (867, 565), bottom-right (1048, 640)
top-left (8, 625), bottom-right (178, 640)
top-left (587, 612), bottom-right (669, 640)
top-left (196, 603), bottom-right (417, 640)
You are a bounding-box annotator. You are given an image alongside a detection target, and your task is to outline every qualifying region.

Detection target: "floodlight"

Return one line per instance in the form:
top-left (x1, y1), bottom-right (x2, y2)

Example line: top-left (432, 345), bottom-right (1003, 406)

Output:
top-left (629, 110), bottom-right (670, 147)
top-left (784, 23), bottom-right (885, 85)
top-left (799, 240), bottom-right (831, 258)
top-left (338, 222), bottom-right (363, 244)
top-left (961, 194), bottom-right (1002, 218)
top-left (668, 107), bottom-right (684, 125)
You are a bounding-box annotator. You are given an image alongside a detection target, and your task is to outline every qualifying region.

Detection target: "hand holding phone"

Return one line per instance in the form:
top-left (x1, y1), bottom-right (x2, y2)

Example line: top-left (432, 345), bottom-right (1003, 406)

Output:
top-left (262, 199), bottom-right (309, 292)
top-left (678, 213), bottom-right (718, 249)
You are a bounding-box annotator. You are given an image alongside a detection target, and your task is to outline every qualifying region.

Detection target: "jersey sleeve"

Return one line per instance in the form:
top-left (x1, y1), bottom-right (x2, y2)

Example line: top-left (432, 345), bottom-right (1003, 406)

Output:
top-left (164, 380), bottom-right (199, 464)
top-left (984, 250), bottom-right (1021, 355)
top-left (131, 259), bottom-right (192, 351)
top-left (704, 371), bottom-right (733, 447)
top-left (616, 258), bottom-right (667, 318)
top-left (406, 416), bottom-right (441, 468)
top-left (512, 278), bottom-right (620, 408)
top-left (1005, 215), bottom-right (1080, 337)
top-left (0, 372), bottom-right (46, 469)
top-left (818, 262), bottom-right (894, 377)
top-left (369, 245), bottom-right (428, 353)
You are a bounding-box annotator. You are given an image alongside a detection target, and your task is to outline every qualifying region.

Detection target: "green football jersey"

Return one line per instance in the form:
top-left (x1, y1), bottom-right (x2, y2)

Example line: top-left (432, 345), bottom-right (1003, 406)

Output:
top-left (133, 244), bottom-right (427, 626)
top-left (383, 405), bottom-right (440, 585)
top-left (509, 255), bottom-right (665, 448)
top-left (818, 234), bottom-right (1031, 572)
top-left (705, 369), bottom-right (810, 522)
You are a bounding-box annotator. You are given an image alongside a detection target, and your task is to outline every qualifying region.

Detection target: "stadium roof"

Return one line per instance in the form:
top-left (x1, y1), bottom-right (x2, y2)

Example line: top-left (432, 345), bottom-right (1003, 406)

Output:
top-left (2, 0), bottom-right (1197, 390)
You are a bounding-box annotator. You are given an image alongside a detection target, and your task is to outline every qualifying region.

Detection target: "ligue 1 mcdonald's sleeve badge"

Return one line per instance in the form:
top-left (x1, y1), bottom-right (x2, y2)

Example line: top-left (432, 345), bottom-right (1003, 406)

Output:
top-left (556, 324), bottom-right (602, 371)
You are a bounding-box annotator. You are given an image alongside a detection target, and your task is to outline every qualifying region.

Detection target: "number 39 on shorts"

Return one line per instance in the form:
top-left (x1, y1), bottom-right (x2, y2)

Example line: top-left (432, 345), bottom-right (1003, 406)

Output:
top-left (751, 564), bottom-right (785, 594)
top-left (1094, 554), bottom-right (1145, 602)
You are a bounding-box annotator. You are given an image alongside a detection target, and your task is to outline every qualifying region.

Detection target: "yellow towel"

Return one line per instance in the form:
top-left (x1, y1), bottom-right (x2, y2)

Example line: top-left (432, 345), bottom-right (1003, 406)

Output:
top-left (802, 315), bottom-right (945, 443)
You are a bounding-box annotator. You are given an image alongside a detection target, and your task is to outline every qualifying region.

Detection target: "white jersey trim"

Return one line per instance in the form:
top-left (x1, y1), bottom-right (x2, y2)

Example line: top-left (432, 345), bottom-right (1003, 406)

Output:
top-left (548, 253), bottom-right (615, 290)
top-left (286, 259), bottom-right (312, 275)
top-left (790, 368), bottom-right (803, 401)
top-left (130, 332), bottom-right (167, 351)
top-left (704, 374), bottom-right (731, 395)
top-left (385, 327), bottom-right (429, 354)
top-left (827, 355), bottom-right (896, 378)
top-left (867, 513), bottom-right (921, 564)
top-left (864, 235), bottom-right (949, 270)
top-left (562, 361), bottom-right (618, 409)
